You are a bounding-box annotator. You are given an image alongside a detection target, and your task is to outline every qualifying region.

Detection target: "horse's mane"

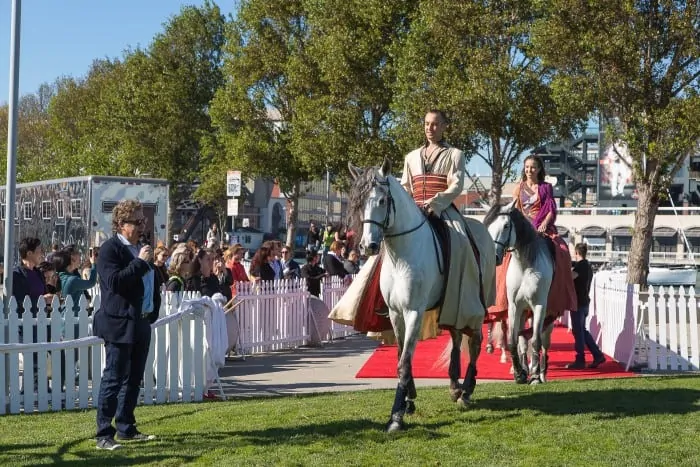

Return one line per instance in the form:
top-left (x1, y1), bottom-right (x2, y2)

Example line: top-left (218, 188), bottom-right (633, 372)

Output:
top-left (483, 203), bottom-right (502, 227)
top-left (348, 167), bottom-right (380, 240)
top-left (510, 208), bottom-right (540, 265)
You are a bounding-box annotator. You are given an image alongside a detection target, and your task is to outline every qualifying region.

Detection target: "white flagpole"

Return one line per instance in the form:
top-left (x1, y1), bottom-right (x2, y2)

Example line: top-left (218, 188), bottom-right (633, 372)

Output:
top-left (3, 0), bottom-right (22, 301)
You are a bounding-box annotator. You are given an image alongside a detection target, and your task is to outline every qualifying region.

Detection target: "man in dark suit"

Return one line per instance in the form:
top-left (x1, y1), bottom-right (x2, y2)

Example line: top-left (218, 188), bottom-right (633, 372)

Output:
top-left (280, 245), bottom-right (301, 280)
top-left (93, 200), bottom-right (162, 450)
top-left (322, 241), bottom-right (347, 278)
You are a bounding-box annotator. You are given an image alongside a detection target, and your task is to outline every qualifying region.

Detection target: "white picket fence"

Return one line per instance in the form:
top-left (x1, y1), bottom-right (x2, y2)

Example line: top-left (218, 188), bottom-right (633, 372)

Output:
top-left (590, 271), bottom-right (700, 372)
top-left (0, 276), bottom-right (355, 415)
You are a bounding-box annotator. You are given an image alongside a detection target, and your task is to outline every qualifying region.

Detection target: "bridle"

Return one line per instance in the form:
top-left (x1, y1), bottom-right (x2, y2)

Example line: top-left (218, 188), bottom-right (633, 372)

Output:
top-left (362, 177), bottom-right (427, 238)
top-left (493, 212), bottom-right (515, 252)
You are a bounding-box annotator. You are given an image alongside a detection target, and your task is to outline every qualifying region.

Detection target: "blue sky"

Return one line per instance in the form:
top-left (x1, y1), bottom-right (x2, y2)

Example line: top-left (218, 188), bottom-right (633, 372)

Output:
top-left (0, 1), bottom-right (499, 175)
top-left (0, 1), bottom-right (235, 102)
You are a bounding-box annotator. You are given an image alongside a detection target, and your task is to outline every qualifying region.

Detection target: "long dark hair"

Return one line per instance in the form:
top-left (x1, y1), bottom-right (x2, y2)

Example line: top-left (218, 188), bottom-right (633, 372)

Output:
top-left (521, 155), bottom-right (546, 184)
top-left (250, 246), bottom-right (271, 273)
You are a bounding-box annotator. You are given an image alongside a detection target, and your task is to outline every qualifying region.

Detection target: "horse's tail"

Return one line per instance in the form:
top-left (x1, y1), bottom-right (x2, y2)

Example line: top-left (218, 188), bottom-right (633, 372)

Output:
top-left (433, 333), bottom-right (469, 371)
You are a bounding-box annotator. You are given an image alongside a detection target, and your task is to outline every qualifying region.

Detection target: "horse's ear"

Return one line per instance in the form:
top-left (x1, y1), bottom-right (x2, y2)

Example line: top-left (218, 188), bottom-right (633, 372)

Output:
top-left (379, 157), bottom-right (392, 177)
top-left (479, 200), bottom-right (490, 210)
top-left (348, 162), bottom-right (362, 181)
top-left (505, 199), bottom-right (517, 211)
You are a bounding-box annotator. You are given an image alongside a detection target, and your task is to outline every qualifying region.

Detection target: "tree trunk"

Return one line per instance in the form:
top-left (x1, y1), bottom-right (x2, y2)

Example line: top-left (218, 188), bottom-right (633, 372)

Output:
top-left (627, 184), bottom-right (659, 285)
top-left (489, 138), bottom-right (504, 205)
top-left (285, 181), bottom-right (301, 249)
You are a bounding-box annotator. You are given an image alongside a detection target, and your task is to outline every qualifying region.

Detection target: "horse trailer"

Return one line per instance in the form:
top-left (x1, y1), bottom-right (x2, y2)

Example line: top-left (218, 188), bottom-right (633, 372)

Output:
top-left (0, 176), bottom-right (169, 262)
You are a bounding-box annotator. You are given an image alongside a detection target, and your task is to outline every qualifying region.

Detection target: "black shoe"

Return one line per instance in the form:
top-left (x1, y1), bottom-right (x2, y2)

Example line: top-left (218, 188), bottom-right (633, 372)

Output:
top-left (565, 361), bottom-right (586, 370)
top-left (96, 438), bottom-right (122, 450)
top-left (117, 431), bottom-right (156, 441)
top-left (588, 356), bottom-right (606, 369)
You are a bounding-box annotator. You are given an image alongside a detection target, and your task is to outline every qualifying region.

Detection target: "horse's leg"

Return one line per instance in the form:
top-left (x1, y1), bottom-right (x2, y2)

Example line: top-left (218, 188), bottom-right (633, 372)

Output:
top-left (499, 319), bottom-right (508, 364)
top-left (387, 309), bottom-right (421, 433)
top-left (539, 322), bottom-right (555, 383)
top-left (448, 329), bottom-right (463, 402)
top-left (486, 322), bottom-right (494, 354)
top-left (508, 305), bottom-right (528, 384)
top-left (459, 328), bottom-right (482, 407)
top-left (528, 304), bottom-right (546, 385)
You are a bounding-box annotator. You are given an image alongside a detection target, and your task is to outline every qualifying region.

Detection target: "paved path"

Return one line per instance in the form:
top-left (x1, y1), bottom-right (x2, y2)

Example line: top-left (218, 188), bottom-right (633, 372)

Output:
top-left (216, 335), bottom-right (449, 398)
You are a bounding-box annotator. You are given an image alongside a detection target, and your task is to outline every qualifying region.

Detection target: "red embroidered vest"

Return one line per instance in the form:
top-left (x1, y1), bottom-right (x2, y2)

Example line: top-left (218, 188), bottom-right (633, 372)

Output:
top-left (411, 174), bottom-right (448, 205)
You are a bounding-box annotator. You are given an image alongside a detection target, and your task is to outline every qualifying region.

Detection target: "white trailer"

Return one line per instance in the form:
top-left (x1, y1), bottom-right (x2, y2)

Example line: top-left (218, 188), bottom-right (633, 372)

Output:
top-left (0, 176), bottom-right (169, 261)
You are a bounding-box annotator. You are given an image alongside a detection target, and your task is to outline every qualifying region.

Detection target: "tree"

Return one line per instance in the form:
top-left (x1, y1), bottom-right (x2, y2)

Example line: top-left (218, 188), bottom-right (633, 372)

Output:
top-left (532, 0), bottom-right (700, 285)
top-left (297, 0), bottom-right (418, 178)
top-left (210, 0), bottom-right (321, 247)
top-left (48, 2), bottom-right (227, 234)
top-left (392, 0), bottom-right (579, 203)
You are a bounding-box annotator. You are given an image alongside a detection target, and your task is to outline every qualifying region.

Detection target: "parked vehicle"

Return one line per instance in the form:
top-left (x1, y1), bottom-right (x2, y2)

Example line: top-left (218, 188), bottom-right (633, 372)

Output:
top-left (0, 175), bottom-right (170, 261)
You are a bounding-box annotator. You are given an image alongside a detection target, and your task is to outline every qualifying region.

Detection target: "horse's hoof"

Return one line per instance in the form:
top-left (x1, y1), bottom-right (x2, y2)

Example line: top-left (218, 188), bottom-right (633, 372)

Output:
top-left (529, 377), bottom-right (541, 385)
top-left (405, 400), bottom-right (416, 415)
top-left (515, 371), bottom-right (528, 385)
top-left (449, 388), bottom-right (463, 402)
top-left (486, 343), bottom-right (494, 354)
top-left (457, 395), bottom-right (475, 410)
top-left (386, 420), bottom-right (404, 433)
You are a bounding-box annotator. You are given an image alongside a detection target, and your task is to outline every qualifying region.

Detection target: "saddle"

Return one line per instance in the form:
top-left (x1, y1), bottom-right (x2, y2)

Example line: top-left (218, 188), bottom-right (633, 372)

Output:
top-left (425, 211), bottom-right (451, 310)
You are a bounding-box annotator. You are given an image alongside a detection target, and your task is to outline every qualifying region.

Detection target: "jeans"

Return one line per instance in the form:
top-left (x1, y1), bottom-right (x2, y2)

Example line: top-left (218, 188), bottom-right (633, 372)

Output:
top-left (570, 304), bottom-right (604, 363)
top-left (96, 323), bottom-right (151, 439)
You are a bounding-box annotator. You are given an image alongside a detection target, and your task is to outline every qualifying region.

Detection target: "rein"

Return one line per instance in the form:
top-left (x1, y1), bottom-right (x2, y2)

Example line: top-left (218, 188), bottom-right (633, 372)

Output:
top-left (361, 178), bottom-right (427, 238)
top-left (493, 212), bottom-right (515, 252)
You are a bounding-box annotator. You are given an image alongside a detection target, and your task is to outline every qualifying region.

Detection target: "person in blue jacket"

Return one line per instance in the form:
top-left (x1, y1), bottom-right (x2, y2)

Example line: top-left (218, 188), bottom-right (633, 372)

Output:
top-left (93, 200), bottom-right (163, 450)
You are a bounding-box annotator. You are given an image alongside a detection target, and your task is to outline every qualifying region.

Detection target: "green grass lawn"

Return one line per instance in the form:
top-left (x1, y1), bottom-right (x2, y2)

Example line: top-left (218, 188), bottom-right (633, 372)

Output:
top-left (1, 376), bottom-right (699, 466)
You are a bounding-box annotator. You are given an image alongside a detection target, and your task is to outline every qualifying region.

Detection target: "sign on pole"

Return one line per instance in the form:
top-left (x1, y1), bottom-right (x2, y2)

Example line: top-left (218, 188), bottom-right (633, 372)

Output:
top-left (227, 170), bottom-right (242, 197)
top-left (227, 198), bottom-right (239, 216)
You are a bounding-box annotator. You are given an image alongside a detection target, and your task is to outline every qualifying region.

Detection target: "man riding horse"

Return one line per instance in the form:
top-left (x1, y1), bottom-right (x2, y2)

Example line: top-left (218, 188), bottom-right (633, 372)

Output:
top-left (331, 109), bottom-right (493, 339)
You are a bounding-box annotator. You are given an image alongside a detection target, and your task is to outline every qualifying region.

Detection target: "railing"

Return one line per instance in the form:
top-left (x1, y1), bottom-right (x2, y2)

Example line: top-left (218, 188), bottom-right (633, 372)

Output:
top-left (590, 271), bottom-right (700, 371)
top-left (587, 250), bottom-right (696, 264)
top-left (463, 206), bottom-right (700, 216)
top-left (0, 291), bottom-right (208, 415)
top-left (1, 278), bottom-right (356, 415)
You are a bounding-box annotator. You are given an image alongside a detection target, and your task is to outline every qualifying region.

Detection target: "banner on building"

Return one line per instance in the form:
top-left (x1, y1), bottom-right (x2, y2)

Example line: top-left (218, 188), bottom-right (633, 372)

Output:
top-left (598, 141), bottom-right (638, 201)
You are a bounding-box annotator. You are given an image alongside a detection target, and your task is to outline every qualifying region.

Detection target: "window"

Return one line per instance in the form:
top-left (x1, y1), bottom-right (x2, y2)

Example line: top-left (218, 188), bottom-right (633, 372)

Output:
top-left (23, 202), bottom-right (32, 220)
top-left (14, 202), bottom-right (19, 221)
top-left (0, 203), bottom-right (4, 220)
top-left (70, 199), bottom-right (82, 219)
top-left (41, 200), bottom-right (51, 220)
top-left (56, 199), bottom-right (65, 219)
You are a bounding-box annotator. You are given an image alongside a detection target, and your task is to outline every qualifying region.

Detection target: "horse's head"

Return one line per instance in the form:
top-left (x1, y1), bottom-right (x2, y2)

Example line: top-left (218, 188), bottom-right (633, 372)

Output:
top-left (484, 200), bottom-right (517, 266)
top-left (348, 158), bottom-right (393, 256)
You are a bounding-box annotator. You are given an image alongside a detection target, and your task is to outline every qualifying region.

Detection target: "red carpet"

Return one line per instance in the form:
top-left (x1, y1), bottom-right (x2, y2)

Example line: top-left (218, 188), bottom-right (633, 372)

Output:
top-left (356, 325), bottom-right (636, 380)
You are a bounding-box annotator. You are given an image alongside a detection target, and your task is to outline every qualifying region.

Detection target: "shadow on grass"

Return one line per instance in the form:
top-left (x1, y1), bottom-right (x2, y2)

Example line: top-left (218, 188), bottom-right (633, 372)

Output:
top-left (478, 387), bottom-right (700, 418)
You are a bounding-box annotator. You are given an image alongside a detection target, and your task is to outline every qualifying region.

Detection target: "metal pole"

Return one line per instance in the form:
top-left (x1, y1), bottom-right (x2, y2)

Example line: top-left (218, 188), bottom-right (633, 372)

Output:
top-left (325, 168), bottom-right (330, 226)
top-left (4, 0), bottom-right (21, 303)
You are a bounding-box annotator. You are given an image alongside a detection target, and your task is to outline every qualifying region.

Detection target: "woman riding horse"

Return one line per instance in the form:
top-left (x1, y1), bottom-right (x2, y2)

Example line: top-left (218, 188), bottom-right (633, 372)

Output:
top-left (488, 155), bottom-right (577, 346)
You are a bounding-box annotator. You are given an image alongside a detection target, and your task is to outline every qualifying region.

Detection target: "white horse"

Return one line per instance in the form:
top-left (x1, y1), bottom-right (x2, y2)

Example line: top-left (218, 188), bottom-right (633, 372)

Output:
top-left (484, 201), bottom-right (555, 384)
top-left (349, 158), bottom-right (493, 432)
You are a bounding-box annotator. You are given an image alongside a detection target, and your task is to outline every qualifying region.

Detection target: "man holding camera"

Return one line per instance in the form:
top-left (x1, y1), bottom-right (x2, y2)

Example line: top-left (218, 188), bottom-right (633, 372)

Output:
top-left (93, 200), bottom-right (162, 450)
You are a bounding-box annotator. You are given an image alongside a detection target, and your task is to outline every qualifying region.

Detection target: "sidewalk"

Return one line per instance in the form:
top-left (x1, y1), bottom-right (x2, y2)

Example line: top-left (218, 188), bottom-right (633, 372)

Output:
top-left (216, 335), bottom-right (449, 398)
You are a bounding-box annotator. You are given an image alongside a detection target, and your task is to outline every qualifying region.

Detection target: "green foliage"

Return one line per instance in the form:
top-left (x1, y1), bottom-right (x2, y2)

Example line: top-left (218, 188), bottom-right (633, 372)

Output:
top-left (392, 0), bottom-right (572, 201)
top-left (210, 0), bottom-right (315, 194)
top-left (531, 0), bottom-right (699, 283)
top-left (298, 0), bottom-right (418, 180)
top-left (47, 2), bottom-right (226, 210)
top-left (532, 0), bottom-right (700, 193)
top-left (0, 377), bottom-right (699, 465)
